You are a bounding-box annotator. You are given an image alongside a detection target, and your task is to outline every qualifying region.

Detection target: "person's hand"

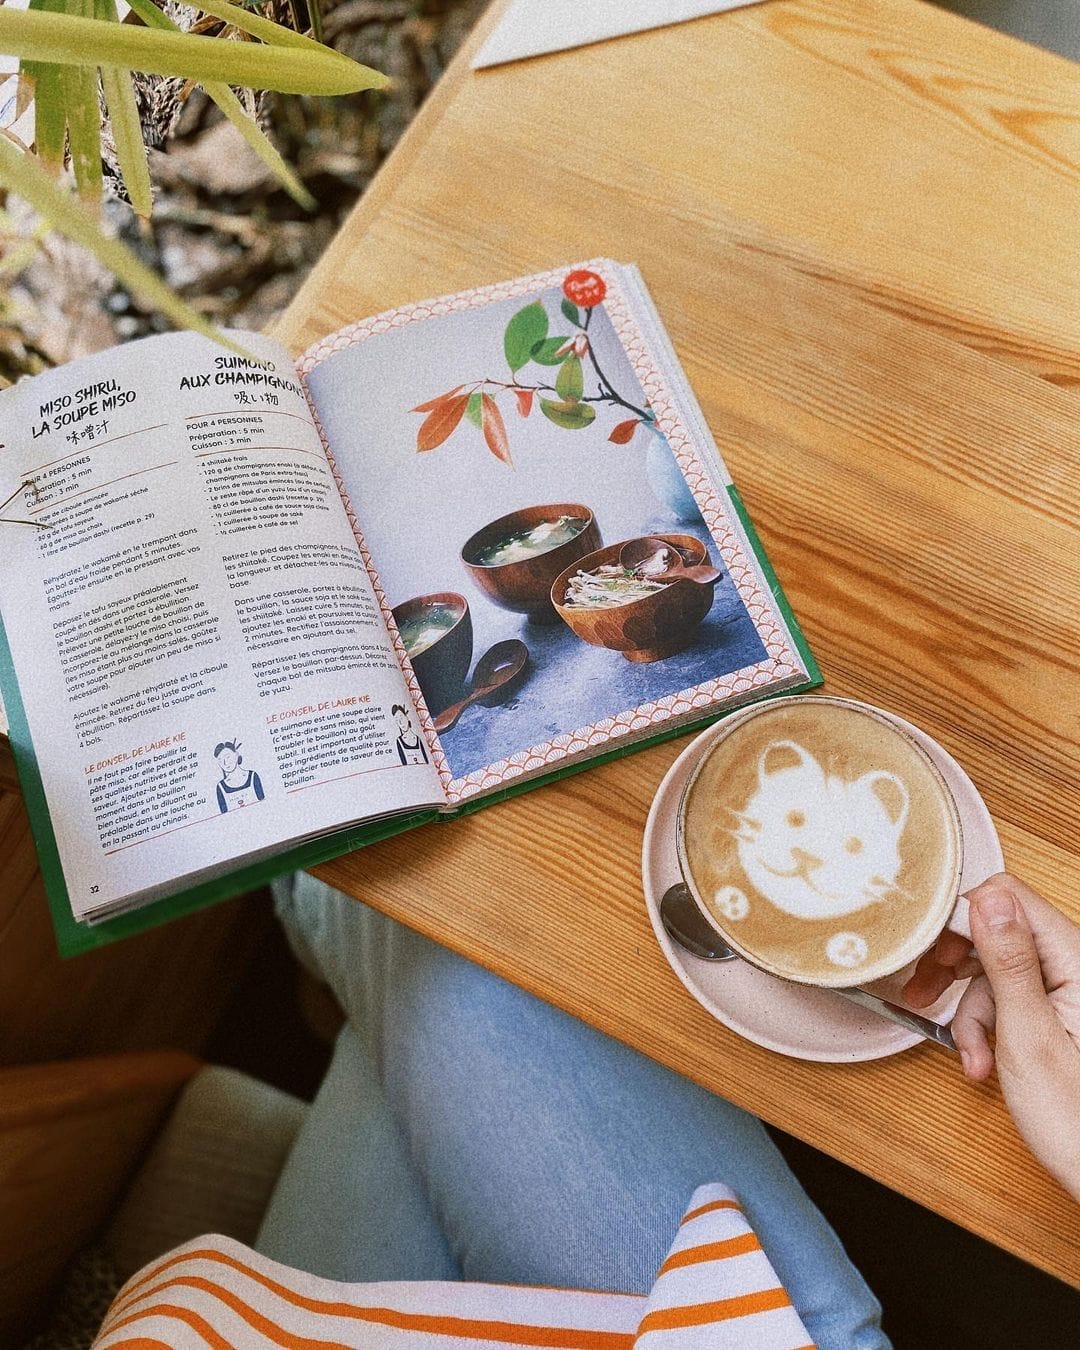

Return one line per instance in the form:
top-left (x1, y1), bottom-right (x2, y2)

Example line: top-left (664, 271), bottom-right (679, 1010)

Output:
top-left (903, 872), bottom-right (1080, 1201)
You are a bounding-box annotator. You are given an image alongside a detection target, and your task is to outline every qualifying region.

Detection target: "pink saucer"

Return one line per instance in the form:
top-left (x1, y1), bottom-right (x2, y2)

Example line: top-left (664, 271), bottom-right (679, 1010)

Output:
top-left (642, 706), bottom-right (1004, 1062)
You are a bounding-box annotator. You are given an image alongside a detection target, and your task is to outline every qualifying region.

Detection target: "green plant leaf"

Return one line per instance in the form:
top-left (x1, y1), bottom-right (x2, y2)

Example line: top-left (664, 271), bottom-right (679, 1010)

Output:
top-left (465, 390), bottom-right (483, 427)
top-left (124, 0), bottom-right (316, 210)
top-left (26, 60), bottom-right (66, 170)
top-left (95, 0), bottom-right (153, 218)
top-left (539, 397), bottom-right (596, 431)
top-left (3, 8), bottom-right (386, 95)
top-left (187, 0), bottom-right (334, 54)
top-left (25, 0), bottom-right (66, 171)
top-left (119, 0), bottom-right (183, 33)
top-left (203, 81), bottom-right (317, 209)
top-left (62, 0), bottom-right (103, 204)
top-left (99, 64), bottom-right (152, 217)
top-left (504, 301), bottom-right (547, 373)
top-left (0, 133), bottom-right (243, 352)
top-left (560, 298), bottom-right (580, 326)
top-left (163, 0), bottom-right (388, 95)
top-left (555, 354), bottom-right (583, 402)
top-left (307, 0), bottom-right (324, 45)
top-left (530, 336), bottom-right (573, 365)
top-left (27, 0), bottom-right (103, 200)
top-left (63, 61), bottom-right (102, 202)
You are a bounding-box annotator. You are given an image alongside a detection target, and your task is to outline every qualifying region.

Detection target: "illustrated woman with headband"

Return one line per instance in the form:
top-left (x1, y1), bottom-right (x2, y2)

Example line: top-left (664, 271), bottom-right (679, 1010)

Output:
top-left (214, 739), bottom-right (265, 813)
top-left (393, 704), bottom-right (429, 766)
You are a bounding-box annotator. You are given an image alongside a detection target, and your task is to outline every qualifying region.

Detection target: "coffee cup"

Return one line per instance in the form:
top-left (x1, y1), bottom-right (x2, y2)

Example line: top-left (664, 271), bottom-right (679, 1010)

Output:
top-left (676, 696), bottom-right (966, 988)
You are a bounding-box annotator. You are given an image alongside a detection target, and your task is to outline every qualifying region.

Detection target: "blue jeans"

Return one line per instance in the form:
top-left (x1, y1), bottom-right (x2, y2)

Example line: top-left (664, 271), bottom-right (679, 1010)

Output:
top-left (257, 873), bottom-right (889, 1350)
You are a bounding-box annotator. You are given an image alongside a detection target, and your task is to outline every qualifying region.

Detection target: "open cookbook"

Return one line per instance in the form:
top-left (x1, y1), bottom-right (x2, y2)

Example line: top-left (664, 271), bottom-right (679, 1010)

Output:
top-left (0, 261), bottom-right (819, 954)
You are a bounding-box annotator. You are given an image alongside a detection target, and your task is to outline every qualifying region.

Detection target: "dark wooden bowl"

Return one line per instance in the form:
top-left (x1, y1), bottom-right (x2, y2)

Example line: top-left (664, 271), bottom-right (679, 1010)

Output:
top-left (551, 534), bottom-right (718, 662)
top-left (461, 503), bottom-right (601, 621)
top-left (390, 592), bottom-right (472, 716)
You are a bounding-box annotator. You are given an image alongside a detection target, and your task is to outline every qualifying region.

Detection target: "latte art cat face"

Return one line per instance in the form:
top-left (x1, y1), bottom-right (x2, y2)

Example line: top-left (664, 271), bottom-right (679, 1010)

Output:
top-left (679, 699), bottom-right (964, 987)
top-left (733, 740), bottom-right (910, 921)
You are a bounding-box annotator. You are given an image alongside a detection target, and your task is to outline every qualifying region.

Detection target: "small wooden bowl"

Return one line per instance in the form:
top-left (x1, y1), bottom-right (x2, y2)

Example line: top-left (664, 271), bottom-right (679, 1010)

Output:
top-left (461, 503), bottom-right (600, 621)
top-left (391, 592), bottom-right (472, 716)
top-left (551, 534), bottom-right (718, 662)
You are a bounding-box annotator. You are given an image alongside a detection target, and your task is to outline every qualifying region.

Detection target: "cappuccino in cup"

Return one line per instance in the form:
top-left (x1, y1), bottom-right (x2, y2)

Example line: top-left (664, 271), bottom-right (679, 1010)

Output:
top-left (678, 697), bottom-right (963, 986)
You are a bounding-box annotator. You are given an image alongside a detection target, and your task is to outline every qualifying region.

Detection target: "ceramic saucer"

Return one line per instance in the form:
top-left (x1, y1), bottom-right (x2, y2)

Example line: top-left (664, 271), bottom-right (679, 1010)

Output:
top-left (642, 706), bottom-right (1004, 1062)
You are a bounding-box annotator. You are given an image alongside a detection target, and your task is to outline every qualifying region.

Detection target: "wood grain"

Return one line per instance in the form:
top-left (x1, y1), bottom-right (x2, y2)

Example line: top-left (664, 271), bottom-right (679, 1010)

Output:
top-left (275, 0), bottom-right (1080, 1283)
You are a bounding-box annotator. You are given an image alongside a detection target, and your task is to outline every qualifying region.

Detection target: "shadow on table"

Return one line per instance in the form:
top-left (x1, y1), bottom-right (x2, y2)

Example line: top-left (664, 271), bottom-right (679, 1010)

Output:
top-left (930, 0), bottom-right (1079, 61)
top-left (768, 1127), bottom-right (1078, 1349)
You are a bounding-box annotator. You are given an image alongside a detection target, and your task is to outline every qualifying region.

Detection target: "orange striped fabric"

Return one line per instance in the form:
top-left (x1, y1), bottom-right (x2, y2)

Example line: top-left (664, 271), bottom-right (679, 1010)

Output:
top-left (678, 1198), bottom-right (741, 1225)
top-left (633, 1187), bottom-right (813, 1348)
top-left (91, 1185), bottom-right (813, 1350)
top-left (656, 1233), bottom-right (761, 1276)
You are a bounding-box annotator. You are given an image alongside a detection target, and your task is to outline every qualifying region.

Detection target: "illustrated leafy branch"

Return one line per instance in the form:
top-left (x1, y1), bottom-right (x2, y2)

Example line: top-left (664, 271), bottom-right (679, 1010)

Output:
top-left (412, 292), bottom-right (654, 467)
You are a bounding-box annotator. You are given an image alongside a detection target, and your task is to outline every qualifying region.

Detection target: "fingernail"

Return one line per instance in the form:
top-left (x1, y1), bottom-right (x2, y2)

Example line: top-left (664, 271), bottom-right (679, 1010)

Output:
top-left (977, 889), bottom-right (1016, 928)
top-left (960, 1050), bottom-right (972, 1076)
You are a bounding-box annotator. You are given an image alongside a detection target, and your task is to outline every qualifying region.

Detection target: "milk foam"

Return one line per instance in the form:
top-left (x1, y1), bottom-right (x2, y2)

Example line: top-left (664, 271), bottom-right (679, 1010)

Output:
top-left (732, 739), bottom-right (910, 923)
top-left (680, 699), bottom-right (962, 986)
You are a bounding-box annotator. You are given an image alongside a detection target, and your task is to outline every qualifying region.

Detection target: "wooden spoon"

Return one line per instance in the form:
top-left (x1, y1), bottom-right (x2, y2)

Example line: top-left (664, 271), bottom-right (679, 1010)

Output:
top-left (432, 639), bottom-right (529, 734)
top-left (619, 536), bottom-right (722, 585)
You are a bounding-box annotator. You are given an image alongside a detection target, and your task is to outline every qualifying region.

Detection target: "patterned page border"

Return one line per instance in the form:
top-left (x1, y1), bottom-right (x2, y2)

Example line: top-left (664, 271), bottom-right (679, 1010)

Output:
top-left (299, 261), bottom-right (804, 803)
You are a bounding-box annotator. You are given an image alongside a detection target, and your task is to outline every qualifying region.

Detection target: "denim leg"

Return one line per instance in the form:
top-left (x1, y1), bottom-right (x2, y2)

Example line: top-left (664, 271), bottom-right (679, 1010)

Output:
top-left (271, 873), bottom-right (889, 1350)
top-left (255, 1020), bottom-right (461, 1282)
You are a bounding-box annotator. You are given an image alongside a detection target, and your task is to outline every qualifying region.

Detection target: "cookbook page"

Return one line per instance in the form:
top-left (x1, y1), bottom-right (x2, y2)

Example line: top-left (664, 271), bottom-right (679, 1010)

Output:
top-left (301, 261), bottom-right (810, 803)
top-left (0, 331), bottom-right (442, 919)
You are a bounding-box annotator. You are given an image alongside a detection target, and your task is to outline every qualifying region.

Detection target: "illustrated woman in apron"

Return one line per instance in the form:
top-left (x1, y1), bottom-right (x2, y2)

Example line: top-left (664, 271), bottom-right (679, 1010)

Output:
top-left (214, 740), bottom-right (265, 812)
top-left (393, 704), bottom-right (428, 766)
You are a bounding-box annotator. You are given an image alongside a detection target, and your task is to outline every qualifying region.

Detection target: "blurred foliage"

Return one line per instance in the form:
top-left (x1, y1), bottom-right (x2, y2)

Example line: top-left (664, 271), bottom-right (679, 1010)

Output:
top-left (0, 0), bottom-right (396, 370)
top-left (1, 0), bottom-right (484, 375)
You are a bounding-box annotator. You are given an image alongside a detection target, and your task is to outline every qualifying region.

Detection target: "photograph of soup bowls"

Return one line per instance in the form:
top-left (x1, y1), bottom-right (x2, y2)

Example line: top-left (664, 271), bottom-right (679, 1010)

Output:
top-left (460, 503), bottom-right (601, 621)
top-left (390, 592), bottom-right (473, 717)
top-left (550, 534), bottom-right (719, 662)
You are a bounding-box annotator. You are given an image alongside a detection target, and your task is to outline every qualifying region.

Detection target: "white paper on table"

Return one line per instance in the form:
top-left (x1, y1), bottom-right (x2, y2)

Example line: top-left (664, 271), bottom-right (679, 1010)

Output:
top-left (472, 0), bottom-right (772, 69)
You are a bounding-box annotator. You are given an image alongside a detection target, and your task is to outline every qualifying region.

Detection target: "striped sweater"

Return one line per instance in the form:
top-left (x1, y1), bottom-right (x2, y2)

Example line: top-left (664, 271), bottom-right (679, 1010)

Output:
top-left (92, 1185), bottom-right (813, 1349)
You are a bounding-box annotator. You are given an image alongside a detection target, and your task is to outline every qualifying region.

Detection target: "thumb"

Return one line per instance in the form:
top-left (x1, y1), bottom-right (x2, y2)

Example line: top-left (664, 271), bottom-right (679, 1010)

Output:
top-left (969, 882), bottom-right (1053, 1031)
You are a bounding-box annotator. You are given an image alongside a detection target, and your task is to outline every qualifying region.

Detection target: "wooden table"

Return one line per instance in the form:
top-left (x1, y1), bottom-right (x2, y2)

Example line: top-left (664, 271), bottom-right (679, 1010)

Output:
top-left (275, 0), bottom-right (1080, 1285)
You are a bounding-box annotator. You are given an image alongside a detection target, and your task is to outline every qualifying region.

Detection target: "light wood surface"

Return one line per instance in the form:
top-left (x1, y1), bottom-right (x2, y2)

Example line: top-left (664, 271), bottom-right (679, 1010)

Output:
top-left (0, 1050), bottom-right (198, 1345)
top-left (275, 0), bottom-right (1080, 1284)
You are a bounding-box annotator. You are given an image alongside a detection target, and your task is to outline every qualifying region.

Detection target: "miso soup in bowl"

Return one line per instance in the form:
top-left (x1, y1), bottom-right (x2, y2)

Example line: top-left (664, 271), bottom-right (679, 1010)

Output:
top-left (391, 592), bottom-right (472, 716)
top-left (475, 515), bottom-right (589, 566)
top-left (461, 503), bottom-right (600, 620)
top-left (551, 533), bottom-right (719, 662)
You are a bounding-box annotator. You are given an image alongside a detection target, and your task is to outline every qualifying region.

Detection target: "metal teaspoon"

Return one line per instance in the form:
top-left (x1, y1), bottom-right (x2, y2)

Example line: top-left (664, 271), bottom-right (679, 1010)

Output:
top-left (659, 883), bottom-right (958, 1054)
